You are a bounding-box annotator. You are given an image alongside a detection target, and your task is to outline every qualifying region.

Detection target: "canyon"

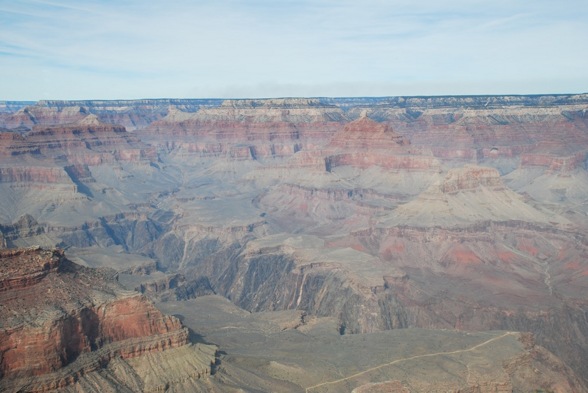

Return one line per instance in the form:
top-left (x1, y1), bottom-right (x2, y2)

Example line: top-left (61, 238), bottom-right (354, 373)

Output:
top-left (0, 247), bottom-right (217, 392)
top-left (1, 94), bottom-right (588, 392)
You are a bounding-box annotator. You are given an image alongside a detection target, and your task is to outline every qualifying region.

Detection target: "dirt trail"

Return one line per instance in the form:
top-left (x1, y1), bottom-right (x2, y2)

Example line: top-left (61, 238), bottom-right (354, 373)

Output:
top-left (305, 331), bottom-right (518, 392)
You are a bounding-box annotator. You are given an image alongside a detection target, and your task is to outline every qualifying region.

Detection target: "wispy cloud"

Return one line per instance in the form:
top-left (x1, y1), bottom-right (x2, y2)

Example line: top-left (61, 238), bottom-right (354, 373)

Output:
top-left (0, 0), bottom-right (587, 99)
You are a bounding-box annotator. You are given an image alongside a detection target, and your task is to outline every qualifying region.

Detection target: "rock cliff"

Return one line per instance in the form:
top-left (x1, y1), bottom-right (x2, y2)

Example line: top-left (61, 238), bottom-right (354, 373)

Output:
top-left (0, 247), bottom-right (216, 392)
top-left (141, 98), bottom-right (346, 160)
top-left (0, 99), bottom-right (222, 131)
top-left (323, 115), bottom-right (439, 173)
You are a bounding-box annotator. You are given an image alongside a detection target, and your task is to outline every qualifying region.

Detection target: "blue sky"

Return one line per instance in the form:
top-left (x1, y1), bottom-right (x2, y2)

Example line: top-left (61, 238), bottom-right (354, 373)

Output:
top-left (1, 0), bottom-right (587, 100)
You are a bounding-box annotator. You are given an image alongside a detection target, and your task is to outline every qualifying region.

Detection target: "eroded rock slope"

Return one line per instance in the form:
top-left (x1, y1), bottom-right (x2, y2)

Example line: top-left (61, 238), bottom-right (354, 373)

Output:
top-left (0, 247), bottom-right (216, 392)
top-left (1, 94), bottom-right (588, 391)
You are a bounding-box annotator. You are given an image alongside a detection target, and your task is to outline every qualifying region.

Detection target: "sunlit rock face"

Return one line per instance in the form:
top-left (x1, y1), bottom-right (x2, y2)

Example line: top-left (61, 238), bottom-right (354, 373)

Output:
top-left (0, 94), bottom-right (588, 391)
top-left (0, 247), bottom-right (216, 392)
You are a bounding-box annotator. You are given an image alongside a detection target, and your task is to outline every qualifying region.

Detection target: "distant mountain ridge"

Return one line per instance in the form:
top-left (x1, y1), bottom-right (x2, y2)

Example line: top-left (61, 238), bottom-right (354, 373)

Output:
top-left (3, 92), bottom-right (588, 111)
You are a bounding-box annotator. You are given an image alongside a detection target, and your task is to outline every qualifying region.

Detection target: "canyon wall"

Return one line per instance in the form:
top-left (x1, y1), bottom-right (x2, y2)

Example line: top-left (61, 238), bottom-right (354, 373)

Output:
top-left (1, 94), bottom-right (587, 391)
top-left (0, 247), bottom-right (216, 392)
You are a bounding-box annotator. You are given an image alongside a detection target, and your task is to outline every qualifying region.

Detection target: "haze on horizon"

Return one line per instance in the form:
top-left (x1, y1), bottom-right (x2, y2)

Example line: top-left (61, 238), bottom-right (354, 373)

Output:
top-left (1, 0), bottom-right (587, 101)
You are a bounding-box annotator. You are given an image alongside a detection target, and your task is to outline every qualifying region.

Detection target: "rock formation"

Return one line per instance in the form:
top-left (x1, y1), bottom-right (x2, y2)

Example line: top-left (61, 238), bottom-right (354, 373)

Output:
top-left (0, 99), bottom-right (223, 131)
top-left (141, 98), bottom-right (346, 160)
top-left (0, 247), bottom-right (216, 392)
top-left (0, 94), bottom-right (587, 391)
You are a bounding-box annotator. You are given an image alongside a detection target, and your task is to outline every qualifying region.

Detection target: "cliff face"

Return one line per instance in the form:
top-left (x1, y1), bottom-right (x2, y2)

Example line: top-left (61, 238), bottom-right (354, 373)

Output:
top-left (0, 115), bottom-right (159, 224)
top-left (329, 115), bottom-right (410, 149)
top-left (0, 106), bottom-right (88, 130)
top-left (0, 167), bottom-right (71, 184)
top-left (0, 247), bottom-right (215, 392)
top-left (0, 99), bottom-right (222, 131)
top-left (0, 116), bottom-right (154, 179)
top-left (326, 96), bottom-right (587, 183)
top-left (23, 119), bottom-right (155, 164)
top-left (322, 115), bottom-right (440, 174)
top-left (440, 165), bottom-right (503, 192)
top-left (141, 98), bottom-right (346, 160)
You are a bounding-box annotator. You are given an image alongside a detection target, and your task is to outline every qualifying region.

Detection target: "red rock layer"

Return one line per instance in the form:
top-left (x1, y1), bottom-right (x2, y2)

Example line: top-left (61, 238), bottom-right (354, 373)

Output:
top-left (0, 247), bottom-right (60, 291)
top-left (521, 146), bottom-right (587, 173)
top-left (0, 167), bottom-right (71, 183)
top-left (0, 106), bottom-right (88, 129)
top-left (0, 132), bottom-right (40, 156)
top-left (0, 119), bottom-right (155, 169)
top-left (329, 116), bottom-right (409, 150)
top-left (0, 247), bottom-right (189, 383)
top-left (141, 99), bottom-right (346, 159)
top-left (375, 107), bottom-right (588, 168)
top-left (26, 123), bottom-right (155, 164)
top-left (323, 116), bottom-right (440, 172)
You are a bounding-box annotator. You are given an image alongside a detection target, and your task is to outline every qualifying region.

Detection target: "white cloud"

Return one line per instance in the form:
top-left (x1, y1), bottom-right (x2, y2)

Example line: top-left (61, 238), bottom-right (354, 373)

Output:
top-left (0, 0), bottom-right (587, 99)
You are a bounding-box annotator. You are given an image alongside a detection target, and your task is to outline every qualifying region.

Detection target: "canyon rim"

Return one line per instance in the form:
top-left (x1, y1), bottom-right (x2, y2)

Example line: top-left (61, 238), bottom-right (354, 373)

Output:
top-left (1, 94), bottom-right (588, 392)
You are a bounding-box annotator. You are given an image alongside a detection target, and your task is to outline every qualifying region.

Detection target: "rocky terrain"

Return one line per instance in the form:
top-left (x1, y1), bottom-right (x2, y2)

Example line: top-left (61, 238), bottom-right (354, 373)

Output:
top-left (1, 94), bottom-right (587, 391)
top-left (0, 247), bottom-right (217, 392)
top-left (156, 295), bottom-right (585, 393)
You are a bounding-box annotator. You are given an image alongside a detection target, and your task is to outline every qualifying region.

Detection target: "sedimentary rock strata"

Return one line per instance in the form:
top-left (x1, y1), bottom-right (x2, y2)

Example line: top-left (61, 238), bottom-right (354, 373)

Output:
top-left (0, 247), bottom-right (216, 392)
top-left (0, 94), bottom-right (587, 391)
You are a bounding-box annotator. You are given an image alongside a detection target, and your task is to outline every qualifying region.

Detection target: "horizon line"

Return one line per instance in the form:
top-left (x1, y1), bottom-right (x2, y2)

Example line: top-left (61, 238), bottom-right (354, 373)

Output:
top-left (2, 92), bottom-right (588, 104)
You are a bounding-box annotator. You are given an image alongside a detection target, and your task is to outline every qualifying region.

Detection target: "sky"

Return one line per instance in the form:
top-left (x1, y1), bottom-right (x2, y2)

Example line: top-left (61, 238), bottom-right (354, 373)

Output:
top-left (1, 0), bottom-right (587, 100)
